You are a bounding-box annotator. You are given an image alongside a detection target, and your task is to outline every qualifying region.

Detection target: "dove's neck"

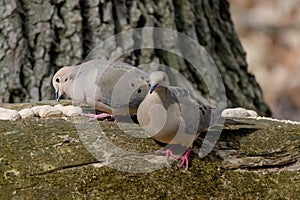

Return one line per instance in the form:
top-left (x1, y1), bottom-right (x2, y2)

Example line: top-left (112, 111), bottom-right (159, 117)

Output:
top-left (147, 86), bottom-right (179, 111)
top-left (150, 85), bottom-right (167, 95)
top-left (63, 66), bottom-right (79, 98)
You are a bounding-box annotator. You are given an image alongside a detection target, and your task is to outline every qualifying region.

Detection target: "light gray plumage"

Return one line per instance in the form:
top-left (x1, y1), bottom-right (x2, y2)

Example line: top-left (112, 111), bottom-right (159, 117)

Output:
top-left (137, 71), bottom-right (219, 168)
top-left (52, 59), bottom-right (150, 115)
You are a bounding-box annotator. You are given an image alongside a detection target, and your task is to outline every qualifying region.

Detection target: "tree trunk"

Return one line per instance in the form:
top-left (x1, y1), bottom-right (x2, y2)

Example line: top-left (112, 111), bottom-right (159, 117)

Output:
top-left (0, 0), bottom-right (271, 116)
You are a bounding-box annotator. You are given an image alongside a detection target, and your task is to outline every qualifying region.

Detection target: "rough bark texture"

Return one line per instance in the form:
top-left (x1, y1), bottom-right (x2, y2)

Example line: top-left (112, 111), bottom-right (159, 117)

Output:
top-left (0, 0), bottom-right (271, 116)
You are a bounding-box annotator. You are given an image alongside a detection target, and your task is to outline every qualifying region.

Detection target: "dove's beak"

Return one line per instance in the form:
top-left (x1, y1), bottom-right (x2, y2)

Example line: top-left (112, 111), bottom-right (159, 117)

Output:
top-left (56, 90), bottom-right (60, 102)
top-left (149, 83), bottom-right (158, 94)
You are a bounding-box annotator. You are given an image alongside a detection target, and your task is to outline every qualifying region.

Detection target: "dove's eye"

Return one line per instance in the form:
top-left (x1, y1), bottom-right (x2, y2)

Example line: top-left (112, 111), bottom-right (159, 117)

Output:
top-left (162, 77), bottom-right (166, 82)
top-left (56, 77), bottom-right (61, 83)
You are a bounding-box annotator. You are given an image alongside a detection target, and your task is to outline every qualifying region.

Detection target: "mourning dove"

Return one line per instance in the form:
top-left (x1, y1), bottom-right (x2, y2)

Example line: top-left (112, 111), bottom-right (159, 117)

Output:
top-left (52, 59), bottom-right (150, 119)
top-left (137, 71), bottom-right (219, 169)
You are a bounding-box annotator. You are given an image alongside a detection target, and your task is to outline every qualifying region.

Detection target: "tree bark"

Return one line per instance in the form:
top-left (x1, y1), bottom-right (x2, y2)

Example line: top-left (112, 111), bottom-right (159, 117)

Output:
top-left (0, 0), bottom-right (271, 116)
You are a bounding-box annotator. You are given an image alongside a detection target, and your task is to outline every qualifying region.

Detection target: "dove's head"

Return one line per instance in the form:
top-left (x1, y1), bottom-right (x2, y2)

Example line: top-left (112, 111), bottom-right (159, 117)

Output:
top-left (149, 71), bottom-right (170, 94)
top-left (52, 66), bottom-right (74, 101)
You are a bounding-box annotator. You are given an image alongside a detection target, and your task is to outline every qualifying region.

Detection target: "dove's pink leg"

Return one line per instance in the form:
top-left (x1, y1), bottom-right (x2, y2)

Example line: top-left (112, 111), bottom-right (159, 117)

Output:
top-left (157, 149), bottom-right (176, 159)
top-left (178, 148), bottom-right (191, 170)
top-left (82, 113), bottom-right (114, 121)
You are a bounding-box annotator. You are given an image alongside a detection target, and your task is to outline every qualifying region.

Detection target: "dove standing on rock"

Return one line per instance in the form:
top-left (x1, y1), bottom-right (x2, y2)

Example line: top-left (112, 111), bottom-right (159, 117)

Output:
top-left (52, 59), bottom-right (150, 120)
top-left (137, 71), bottom-right (219, 169)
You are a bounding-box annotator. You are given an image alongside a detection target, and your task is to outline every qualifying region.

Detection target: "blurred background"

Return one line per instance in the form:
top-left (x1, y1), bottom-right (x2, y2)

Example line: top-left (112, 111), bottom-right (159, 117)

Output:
top-left (230, 0), bottom-right (300, 121)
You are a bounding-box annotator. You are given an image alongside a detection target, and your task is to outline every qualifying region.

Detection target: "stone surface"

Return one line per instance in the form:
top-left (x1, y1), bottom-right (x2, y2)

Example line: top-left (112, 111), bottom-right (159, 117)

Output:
top-left (0, 107), bottom-right (21, 121)
top-left (54, 104), bottom-right (83, 116)
top-left (0, 101), bottom-right (85, 120)
top-left (246, 109), bottom-right (259, 117)
top-left (221, 107), bottom-right (258, 118)
top-left (31, 105), bottom-right (53, 117)
top-left (39, 107), bottom-right (63, 118)
top-left (18, 108), bottom-right (35, 119)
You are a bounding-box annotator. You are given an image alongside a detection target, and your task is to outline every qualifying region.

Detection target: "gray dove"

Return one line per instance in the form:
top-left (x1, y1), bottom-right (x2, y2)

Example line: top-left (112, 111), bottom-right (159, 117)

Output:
top-left (52, 59), bottom-right (150, 119)
top-left (137, 71), bottom-right (219, 169)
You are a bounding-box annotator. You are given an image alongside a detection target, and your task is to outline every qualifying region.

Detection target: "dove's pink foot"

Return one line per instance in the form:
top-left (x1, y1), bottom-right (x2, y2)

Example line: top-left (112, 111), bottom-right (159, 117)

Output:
top-left (82, 113), bottom-right (114, 121)
top-left (157, 148), bottom-right (191, 169)
top-left (178, 148), bottom-right (191, 170)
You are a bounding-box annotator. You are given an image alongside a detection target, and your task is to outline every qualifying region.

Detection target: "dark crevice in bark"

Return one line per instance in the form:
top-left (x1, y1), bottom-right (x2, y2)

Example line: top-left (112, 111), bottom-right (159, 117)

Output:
top-left (79, 0), bottom-right (92, 59)
top-left (111, 0), bottom-right (122, 34)
top-left (48, 32), bottom-right (59, 98)
top-left (111, 0), bottom-right (121, 54)
top-left (125, 0), bottom-right (133, 19)
top-left (33, 33), bottom-right (39, 48)
top-left (38, 78), bottom-right (44, 101)
top-left (132, 14), bottom-right (147, 65)
top-left (193, 0), bottom-right (210, 48)
top-left (136, 14), bottom-right (146, 28)
top-left (189, 65), bottom-right (210, 95)
top-left (52, 0), bottom-right (65, 68)
top-left (172, 0), bottom-right (190, 32)
top-left (132, 34), bottom-right (141, 65)
top-left (98, 1), bottom-right (104, 23)
top-left (48, 2), bottom-right (65, 98)
top-left (111, 0), bottom-right (128, 54)
top-left (49, 24), bottom-right (60, 71)
top-left (172, 0), bottom-right (182, 31)
top-left (16, 0), bottom-right (33, 68)
top-left (55, 0), bottom-right (66, 24)
top-left (219, 0), bottom-right (231, 21)
top-left (8, 88), bottom-right (26, 103)
top-left (14, 0), bottom-right (32, 102)
top-left (19, 65), bottom-right (25, 90)
top-left (208, 0), bottom-right (214, 8)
